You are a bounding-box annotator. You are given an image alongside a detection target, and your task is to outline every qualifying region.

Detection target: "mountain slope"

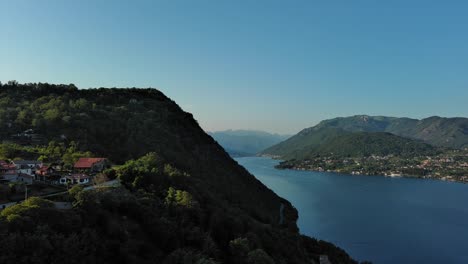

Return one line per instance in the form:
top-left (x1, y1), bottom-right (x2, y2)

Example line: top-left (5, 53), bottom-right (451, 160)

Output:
top-left (208, 130), bottom-right (290, 156)
top-left (309, 132), bottom-right (437, 158)
top-left (0, 82), bottom-right (357, 264)
top-left (0, 82), bottom-right (291, 226)
top-left (313, 115), bottom-right (468, 149)
top-left (263, 128), bottom-right (437, 160)
top-left (261, 127), bottom-right (349, 158)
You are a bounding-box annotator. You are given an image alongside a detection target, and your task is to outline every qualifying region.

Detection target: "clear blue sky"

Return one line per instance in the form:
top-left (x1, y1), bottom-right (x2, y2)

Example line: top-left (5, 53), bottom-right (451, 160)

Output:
top-left (1, 0), bottom-right (467, 134)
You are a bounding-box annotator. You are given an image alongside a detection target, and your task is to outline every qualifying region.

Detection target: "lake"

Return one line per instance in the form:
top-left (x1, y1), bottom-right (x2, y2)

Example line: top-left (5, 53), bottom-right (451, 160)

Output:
top-left (235, 156), bottom-right (468, 264)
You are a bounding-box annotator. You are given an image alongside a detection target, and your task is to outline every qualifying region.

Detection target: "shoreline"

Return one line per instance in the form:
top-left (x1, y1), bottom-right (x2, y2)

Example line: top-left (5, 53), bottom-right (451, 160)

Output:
top-left (274, 165), bottom-right (468, 184)
top-left (254, 155), bottom-right (468, 184)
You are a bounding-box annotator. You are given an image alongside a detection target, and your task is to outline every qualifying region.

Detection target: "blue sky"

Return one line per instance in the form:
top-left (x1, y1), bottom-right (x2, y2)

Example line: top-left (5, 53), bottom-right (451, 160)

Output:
top-left (1, 0), bottom-right (467, 134)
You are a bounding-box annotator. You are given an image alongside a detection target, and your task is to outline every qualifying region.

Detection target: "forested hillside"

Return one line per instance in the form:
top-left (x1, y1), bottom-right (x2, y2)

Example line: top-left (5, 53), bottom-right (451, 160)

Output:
top-left (262, 128), bottom-right (438, 160)
top-left (310, 132), bottom-right (437, 158)
top-left (0, 81), bottom-right (357, 264)
top-left (313, 115), bottom-right (468, 149)
top-left (262, 114), bottom-right (468, 160)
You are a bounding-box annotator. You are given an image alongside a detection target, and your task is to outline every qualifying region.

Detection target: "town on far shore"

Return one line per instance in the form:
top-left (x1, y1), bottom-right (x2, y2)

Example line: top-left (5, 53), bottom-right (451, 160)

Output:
top-left (274, 149), bottom-right (468, 183)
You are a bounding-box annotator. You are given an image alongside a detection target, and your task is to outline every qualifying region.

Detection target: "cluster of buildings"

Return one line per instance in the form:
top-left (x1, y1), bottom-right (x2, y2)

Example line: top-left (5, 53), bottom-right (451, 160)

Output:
top-left (0, 158), bottom-right (110, 186)
top-left (277, 152), bottom-right (468, 183)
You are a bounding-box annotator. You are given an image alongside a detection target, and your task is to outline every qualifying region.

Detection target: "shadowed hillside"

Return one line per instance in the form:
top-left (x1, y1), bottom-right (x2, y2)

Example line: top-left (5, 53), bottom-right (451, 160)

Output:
top-left (0, 82), bottom-right (358, 264)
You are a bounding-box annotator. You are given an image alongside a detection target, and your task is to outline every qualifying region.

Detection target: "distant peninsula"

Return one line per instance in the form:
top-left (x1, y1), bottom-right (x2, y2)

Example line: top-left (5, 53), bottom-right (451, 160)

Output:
top-left (261, 115), bottom-right (468, 183)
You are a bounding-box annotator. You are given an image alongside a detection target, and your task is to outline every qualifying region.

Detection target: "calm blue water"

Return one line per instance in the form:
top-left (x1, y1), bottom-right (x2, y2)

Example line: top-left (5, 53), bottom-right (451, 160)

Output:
top-left (236, 157), bottom-right (468, 264)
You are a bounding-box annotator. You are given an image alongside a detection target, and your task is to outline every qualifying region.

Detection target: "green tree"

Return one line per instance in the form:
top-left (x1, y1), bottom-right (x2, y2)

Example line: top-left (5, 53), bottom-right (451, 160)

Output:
top-left (165, 187), bottom-right (197, 208)
top-left (69, 184), bottom-right (85, 204)
top-left (44, 108), bottom-right (61, 122)
top-left (1, 197), bottom-right (54, 221)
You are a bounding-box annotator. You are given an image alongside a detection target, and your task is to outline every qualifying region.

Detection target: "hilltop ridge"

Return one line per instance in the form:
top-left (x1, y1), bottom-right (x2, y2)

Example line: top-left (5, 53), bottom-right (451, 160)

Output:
top-left (312, 115), bottom-right (468, 149)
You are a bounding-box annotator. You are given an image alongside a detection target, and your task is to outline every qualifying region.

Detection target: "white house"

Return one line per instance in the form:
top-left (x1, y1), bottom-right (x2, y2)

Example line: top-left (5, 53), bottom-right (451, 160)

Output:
top-left (17, 173), bottom-right (34, 185)
top-left (13, 160), bottom-right (42, 176)
top-left (60, 174), bottom-right (90, 185)
top-left (1, 161), bottom-right (34, 184)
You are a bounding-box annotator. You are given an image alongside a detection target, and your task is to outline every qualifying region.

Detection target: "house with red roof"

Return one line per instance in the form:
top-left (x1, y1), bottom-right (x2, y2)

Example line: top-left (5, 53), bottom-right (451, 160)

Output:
top-left (1, 161), bottom-right (34, 184)
top-left (35, 165), bottom-right (60, 183)
top-left (0, 161), bottom-right (18, 182)
top-left (74, 158), bottom-right (110, 173)
top-left (36, 165), bottom-right (55, 176)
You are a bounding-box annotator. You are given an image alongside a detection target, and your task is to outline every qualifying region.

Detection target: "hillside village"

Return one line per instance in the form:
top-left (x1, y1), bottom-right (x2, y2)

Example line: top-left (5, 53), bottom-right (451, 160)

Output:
top-left (0, 155), bottom-right (112, 205)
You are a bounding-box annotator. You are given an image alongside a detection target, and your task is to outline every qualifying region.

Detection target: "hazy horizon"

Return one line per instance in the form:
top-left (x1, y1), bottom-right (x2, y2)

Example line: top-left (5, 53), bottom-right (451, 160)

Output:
top-left (2, 0), bottom-right (468, 134)
top-left (206, 113), bottom-right (468, 135)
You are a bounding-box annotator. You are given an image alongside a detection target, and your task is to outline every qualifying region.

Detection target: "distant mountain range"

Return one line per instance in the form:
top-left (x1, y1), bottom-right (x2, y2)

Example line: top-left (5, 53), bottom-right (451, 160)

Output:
top-left (261, 115), bottom-right (468, 159)
top-left (313, 115), bottom-right (468, 149)
top-left (208, 130), bottom-right (290, 157)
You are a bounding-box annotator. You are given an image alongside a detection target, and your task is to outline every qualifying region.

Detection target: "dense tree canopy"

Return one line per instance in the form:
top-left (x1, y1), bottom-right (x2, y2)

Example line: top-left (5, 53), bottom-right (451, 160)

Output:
top-left (0, 141), bottom-right (92, 168)
top-left (0, 155), bottom-right (357, 264)
top-left (263, 128), bottom-right (440, 160)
